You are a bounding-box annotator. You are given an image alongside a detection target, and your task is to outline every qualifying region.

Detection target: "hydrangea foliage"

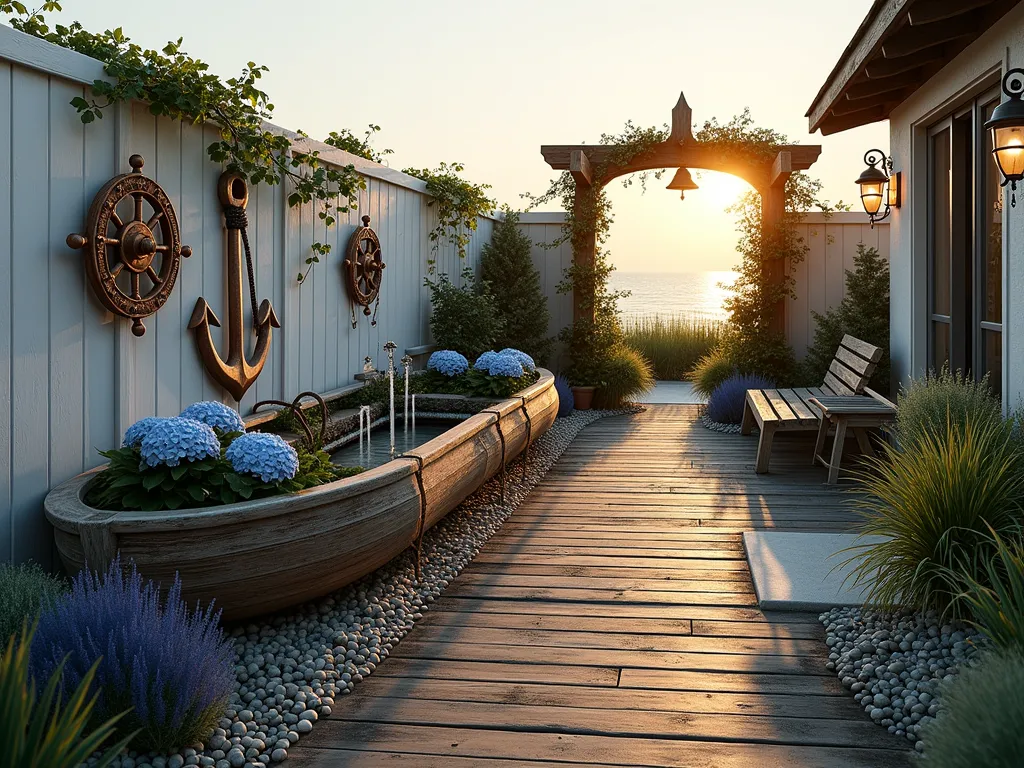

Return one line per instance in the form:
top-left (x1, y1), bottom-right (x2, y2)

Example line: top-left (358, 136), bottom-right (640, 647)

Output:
top-left (499, 348), bottom-right (536, 372)
top-left (179, 401), bottom-right (245, 434)
top-left (138, 417), bottom-right (220, 468)
top-left (226, 432), bottom-right (299, 483)
top-left (30, 557), bottom-right (234, 752)
top-left (427, 350), bottom-right (469, 377)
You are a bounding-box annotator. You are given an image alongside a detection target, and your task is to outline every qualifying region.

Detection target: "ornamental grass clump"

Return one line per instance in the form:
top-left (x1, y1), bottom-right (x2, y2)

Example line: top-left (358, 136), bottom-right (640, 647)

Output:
top-left (0, 563), bottom-right (66, 647)
top-left (917, 650), bottom-right (1024, 767)
top-left (706, 373), bottom-right (774, 425)
top-left (2, 622), bottom-right (134, 768)
top-left (622, 314), bottom-right (723, 380)
top-left (956, 530), bottom-right (1024, 653)
top-left (845, 416), bottom-right (1024, 618)
top-left (594, 345), bottom-right (654, 408)
top-left (896, 367), bottom-right (1002, 449)
top-left (689, 346), bottom-right (737, 400)
top-left (31, 558), bottom-right (234, 753)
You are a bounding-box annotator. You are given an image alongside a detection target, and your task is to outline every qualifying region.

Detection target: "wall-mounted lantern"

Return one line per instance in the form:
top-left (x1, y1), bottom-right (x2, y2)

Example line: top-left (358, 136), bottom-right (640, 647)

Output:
top-left (985, 68), bottom-right (1024, 208)
top-left (856, 149), bottom-right (900, 227)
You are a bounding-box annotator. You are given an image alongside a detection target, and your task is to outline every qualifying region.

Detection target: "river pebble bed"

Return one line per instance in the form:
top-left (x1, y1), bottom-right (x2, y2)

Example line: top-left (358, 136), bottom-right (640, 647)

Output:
top-left (820, 606), bottom-right (982, 752)
top-left (698, 408), bottom-right (742, 434)
top-left (89, 407), bottom-right (635, 768)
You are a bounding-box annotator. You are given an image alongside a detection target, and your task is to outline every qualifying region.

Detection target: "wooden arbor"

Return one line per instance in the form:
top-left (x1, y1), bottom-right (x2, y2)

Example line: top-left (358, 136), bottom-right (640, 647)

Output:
top-left (540, 93), bottom-right (822, 334)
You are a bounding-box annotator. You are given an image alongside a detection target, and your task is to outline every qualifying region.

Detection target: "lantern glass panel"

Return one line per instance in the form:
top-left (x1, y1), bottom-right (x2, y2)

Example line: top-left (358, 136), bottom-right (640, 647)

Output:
top-left (860, 181), bottom-right (885, 216)
top-left (993, 125), bottom-right (1024, 179)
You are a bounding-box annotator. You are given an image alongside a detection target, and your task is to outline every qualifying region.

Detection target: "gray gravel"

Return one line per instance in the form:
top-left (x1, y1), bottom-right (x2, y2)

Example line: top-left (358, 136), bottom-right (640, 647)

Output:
top-left (698, 408), bottom-right (742, 434)
top-left (820, 606), bottom-right (982, 752)
top-left (89, 407), bottom-right (636, 768)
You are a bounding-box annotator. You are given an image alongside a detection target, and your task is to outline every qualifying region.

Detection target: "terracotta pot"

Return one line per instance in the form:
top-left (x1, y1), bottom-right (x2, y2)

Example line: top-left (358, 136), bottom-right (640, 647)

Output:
top-left (571, 386), bottom-right (596, 410)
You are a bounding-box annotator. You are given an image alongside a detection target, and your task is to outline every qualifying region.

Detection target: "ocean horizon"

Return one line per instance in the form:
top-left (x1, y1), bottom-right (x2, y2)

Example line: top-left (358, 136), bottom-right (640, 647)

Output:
top-left (610, 270), bottom-right (738, 322)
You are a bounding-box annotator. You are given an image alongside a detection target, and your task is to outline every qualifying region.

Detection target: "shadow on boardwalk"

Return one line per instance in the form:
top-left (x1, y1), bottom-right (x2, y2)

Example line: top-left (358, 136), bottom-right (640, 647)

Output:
top-left (289, 405), bottom-right (910, 767)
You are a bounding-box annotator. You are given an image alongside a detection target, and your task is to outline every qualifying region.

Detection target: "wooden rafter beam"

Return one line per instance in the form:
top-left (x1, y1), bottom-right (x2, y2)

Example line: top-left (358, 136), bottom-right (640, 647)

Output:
top-left (845, 69), bottom-right (922, 100)
top-left (881, 17), bottom-right (975, 59)
top-left (908, 0), bottom-right (992, 26)
top-left (865, 49), bottom-right (944, 78)
top-left (569, 150), bottom-right (592, 187)
top-left (770, 151), bottom-right (792, 189)
top-left (541, 142), bottom-right (821, 192)
top-left (819, 105), bottom-right (888, 136)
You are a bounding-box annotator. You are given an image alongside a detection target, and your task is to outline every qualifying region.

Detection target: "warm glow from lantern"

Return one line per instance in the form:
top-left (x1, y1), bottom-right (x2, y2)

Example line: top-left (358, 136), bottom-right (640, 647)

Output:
top-left (859, 181), bottom-right (885, 216)
top-left (994, 126), bottom-right (1024, 180)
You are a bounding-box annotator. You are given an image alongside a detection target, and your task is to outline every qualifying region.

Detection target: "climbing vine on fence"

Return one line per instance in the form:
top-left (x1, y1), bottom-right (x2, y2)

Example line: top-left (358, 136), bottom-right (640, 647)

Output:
top-left (695, 110), bottom-right (846, 381)
top-left (1, 2), bottom-right (393, 285)
top-left (524, 121), bottom-right (669, 383)
top-left (402, 163), bottom-right (494, 271)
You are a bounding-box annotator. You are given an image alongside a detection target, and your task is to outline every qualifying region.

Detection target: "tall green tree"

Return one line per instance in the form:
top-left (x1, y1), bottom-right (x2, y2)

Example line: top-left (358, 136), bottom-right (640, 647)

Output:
top-left (802, 243), bottom-right (890, 393)
top-left (480, 209), bottom-right (553, 364)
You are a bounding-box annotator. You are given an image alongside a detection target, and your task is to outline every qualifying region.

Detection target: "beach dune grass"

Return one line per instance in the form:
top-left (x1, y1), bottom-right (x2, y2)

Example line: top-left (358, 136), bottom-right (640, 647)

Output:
top-left (622, 314), bottom-right (724, 381)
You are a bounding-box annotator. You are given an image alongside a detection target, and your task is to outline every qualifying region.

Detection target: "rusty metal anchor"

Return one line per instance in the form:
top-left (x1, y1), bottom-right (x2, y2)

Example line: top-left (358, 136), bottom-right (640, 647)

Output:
top-left (190, 173), bottom-right (280, 401)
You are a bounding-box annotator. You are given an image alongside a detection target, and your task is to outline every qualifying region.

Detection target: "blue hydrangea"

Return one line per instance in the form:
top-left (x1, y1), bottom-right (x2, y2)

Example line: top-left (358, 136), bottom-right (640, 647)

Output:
top-left (179, 401), bottom-right (245, 434)
top-left (473, 351), bottom-right (500, 371)
top-left (226, 432), bottom-right (299, 483)
top-left (487, 353), bottom-right (525, 378)
top-left (122, 417), bottom-right (166, 449)
top-left (499, 348), bottom-right (536, 372)
top-left (139, 418), bottom-right (220, 468)
top-left (427, 350), bottom-right (469, 377)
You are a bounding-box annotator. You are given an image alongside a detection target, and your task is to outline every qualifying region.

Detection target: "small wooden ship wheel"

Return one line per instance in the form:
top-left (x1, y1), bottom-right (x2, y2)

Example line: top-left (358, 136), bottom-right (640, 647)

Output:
top-left (344, 216), bottom-right (386, 319)
top-left (67, 154), bottom-right (192, 336)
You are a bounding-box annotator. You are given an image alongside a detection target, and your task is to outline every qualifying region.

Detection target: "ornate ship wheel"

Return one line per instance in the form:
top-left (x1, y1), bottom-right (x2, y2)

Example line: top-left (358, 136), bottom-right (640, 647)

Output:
top-left (67, 154), bottom-right (192, 336)
top-left (344, 216), bottom-right (386, 321)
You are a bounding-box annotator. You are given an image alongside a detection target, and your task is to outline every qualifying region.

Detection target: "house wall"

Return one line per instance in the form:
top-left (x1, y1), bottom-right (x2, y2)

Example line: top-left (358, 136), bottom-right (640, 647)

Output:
top-left (787, 213), bottom-right (890, 360)
top-left (887, 2), bottom-right (1024, 404)
top-left (0, 26), bottom-right (496, 567)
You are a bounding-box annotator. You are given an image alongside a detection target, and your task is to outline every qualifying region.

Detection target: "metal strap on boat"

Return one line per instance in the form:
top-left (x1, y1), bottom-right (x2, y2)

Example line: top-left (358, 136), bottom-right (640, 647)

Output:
top-left (400, 452), bottom-right (428, 580)
top-left (481, 410), bottom-right (506, 506)
top-left (517, 395), bottom-right (532, 481)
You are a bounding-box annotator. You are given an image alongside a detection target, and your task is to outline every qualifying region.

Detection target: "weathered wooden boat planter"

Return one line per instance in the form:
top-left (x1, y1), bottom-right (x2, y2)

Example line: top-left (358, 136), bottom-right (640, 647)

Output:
top-left (44, 370), bottom-right (557, 620)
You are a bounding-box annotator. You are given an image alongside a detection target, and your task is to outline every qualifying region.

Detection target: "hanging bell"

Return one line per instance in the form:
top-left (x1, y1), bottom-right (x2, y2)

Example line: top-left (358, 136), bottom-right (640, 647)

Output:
top-left (666, 167), bottom-right (699, 200)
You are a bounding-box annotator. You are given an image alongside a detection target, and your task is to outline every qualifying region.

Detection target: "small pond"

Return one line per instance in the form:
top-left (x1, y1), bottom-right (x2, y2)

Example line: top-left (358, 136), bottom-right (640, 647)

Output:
top-left (330, 418), bottom-right (459, 470)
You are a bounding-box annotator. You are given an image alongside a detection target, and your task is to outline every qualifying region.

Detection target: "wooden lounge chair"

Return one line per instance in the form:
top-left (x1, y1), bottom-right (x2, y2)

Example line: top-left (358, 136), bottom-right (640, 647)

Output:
top-left (740, 335), bottom-right (887, 474)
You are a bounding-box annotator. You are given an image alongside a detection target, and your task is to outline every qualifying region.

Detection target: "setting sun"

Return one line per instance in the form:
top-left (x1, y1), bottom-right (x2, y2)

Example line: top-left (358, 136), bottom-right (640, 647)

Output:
top-left (693, 170), bottom-right (751, 208)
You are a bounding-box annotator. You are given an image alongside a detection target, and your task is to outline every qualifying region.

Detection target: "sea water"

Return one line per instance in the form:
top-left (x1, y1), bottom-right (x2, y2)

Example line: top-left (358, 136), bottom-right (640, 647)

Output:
top-left (610, 270), bottom-right (737, 322)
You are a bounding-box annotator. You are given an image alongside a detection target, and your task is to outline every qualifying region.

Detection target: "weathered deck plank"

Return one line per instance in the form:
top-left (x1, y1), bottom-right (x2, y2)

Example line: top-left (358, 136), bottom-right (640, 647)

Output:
top-left (289, 404), bottom-right (909, 766)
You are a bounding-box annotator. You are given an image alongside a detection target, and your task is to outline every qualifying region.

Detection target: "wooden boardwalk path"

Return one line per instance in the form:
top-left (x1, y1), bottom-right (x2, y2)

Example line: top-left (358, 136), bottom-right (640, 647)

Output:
top-left (290, 405), bottom-right (910, 767)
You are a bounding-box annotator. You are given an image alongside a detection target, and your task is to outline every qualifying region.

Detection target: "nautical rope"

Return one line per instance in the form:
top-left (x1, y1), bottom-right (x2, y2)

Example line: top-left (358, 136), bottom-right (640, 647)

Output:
top-left (482, 410), bottom-right (507, 506)
top-left (223, 204), bottom-right (259, 330)
top-left (402, 452), bottom-right (429, 580)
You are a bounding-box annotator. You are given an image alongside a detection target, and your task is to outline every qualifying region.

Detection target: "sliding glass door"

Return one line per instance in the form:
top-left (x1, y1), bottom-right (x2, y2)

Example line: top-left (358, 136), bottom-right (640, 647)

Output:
top-left (927, 90), bottom-right (1003, 400)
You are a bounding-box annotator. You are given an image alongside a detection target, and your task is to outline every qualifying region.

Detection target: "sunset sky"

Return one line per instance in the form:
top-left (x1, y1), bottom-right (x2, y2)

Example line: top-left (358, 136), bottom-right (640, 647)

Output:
top-left (26, 0), bottom-right (887, 273)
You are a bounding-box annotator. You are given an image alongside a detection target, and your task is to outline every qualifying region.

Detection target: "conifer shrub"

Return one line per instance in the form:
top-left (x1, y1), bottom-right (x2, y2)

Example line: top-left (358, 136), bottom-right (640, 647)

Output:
top-left (802, 244), bottom-right (890, 392)
top-left (425, 269), bottom-right (502, 360)
top-left (480, 209), bottom-right (553, 365)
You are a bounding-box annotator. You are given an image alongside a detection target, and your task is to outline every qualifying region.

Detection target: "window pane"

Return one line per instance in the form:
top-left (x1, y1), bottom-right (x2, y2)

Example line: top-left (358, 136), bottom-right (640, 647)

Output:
top-left (983, 101), bottom-right (1003, 324)
top-left (933, 321), bottom-right (950, 372)
top-left (983, 329), bottom-right (1002, 399)
top-left (931, 128), bottom-right (951, 316)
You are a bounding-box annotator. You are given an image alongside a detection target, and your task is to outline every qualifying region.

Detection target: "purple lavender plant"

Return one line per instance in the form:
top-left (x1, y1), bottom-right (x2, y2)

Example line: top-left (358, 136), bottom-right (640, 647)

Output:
top-left (555, 373), bottom-right (574, 417)
top-left (30, 557), bottom-right (234, 752)
top-left (706, 373), bottom-right (775, 425)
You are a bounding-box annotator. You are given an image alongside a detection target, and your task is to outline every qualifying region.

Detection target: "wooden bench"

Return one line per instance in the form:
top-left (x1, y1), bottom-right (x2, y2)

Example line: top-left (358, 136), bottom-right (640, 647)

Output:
top-left (740, 334), bottom-right (886, 474)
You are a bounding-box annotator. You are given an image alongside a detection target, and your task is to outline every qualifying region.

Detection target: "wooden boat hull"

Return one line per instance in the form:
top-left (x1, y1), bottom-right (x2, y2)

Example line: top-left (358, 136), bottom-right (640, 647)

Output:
top-left (44, 371), bottom-right (558, 620)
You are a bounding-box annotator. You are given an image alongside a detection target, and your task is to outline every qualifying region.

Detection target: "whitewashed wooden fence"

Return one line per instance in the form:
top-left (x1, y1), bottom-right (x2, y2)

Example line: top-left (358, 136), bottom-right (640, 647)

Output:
top-left (516, 212), bottom-right (574, 370)
top-left (787, 212), bottom-right (890, 360)
top-left (0, 26), bottom-right (496, 567)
